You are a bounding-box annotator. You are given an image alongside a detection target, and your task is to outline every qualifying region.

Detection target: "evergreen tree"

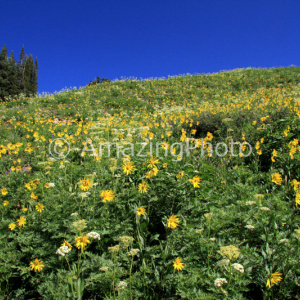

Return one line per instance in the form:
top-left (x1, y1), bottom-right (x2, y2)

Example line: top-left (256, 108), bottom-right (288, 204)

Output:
top-left (0, 45), bottom-right (10, 101)
top-left (18, 45), bottom-right (26, 93)
top-left (32, 58), bottom-right (38, 96)
top-left (24, 54), bottom-right (33, 96)
top-left (7, 51), bottom-right (20, 98)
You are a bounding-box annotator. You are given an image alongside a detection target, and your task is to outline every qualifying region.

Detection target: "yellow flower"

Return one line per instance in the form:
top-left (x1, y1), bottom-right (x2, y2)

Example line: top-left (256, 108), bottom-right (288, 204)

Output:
top-left (138, 181), bottom-right (149, 194)
top-left (100, 190), bottom-right (115, 202)
top-left (30, 192), bottom-right (38, 201)
top-left (22, 208), bottom-right (28, 212)
top-left (148, 156), bottom-right (159, 168)
top-left (78, 178), bottom-right (92, 191)
top-left (266, 272), bottom-right (282, 288)
top-left (206, 132), bottom-right (213, 141)
top-left (163, 163), bottom-right (168, 168)
top-left (136, 207), bottom-right (146, 216)
top-left (176, 171), bottom-right (184, 179)
top-left (272, 173), bottom-right (282, 185)
top-left (189, 176), bottom-right (201, 188)
top-left (3, 200), bottom-right (9, 206)
top-left (296, 193), bottom-right (300, 207)
top-left (173, 257), bottom-right (184, 271)
top-left (168, 215), bottom-right (180, 229)
top-left (123, 161), bottom-right (135, 175)
top-left (35, 203), bottom-right (44, 213)
top-left (8, 223), bottom-right (16, 230)
top-left (30, 258), bottom-right (44, 272)
top-left (17, 216), bottom-right (26, 227)
top-left (75, 236), bottom-right (90, 249)
top-left (1, 188), bottom-right (8, 196)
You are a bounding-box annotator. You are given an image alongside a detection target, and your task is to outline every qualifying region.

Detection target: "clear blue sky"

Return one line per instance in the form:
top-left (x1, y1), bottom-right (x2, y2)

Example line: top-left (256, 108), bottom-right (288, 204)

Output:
top-left (1, 0), bottom-right (300, 94)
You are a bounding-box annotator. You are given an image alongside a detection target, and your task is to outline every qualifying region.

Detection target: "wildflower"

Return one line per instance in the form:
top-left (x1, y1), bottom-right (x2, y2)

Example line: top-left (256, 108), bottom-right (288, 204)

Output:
top-left (272, 173), bottom-right (282, 185)
top-left (296, 193), bottom-right (300, 207)
top-left (35, 203), bottom-right (44, 213)
top-left (100, 190), bottom-right (115, 202)
top-left (117, 281), bottom-right (128, 290)
top-left (168, 215), bottom-right (180, 229)
top-left (87, 231), bottom-right (100, 240)
top-left (204, 212), bottom-right (213, 222)
top-left (72, 219), bottom-right (87, 231)
top-left (17, 216), bottom-right (26, 227)
top-left (246, 201), bottom-right (256, 206)
top-left (22, 208), bottom-right (28, 212)
top-left (1, 188), bottom-right (8, 196)
top-left (218, 245), bottom-right (240, 260)
top-left (260, 207), bottom-right (270, 211)
top-left (163, 163), bottom-right (168, 168)
top-left (214, 278), bottom-right (227, 287)
top-left (30, 192), bottom-right (38, 201)
top-left (108, 245), bottom-right (120, 253)
top-left (30, 259), bottom-right (44, 272)
top-left (189, 176), bottom-right (201, 188)
top-left (176, 171), bottom-right (184, 179)
top-left (216, 259), bottom-right (230, 267)
top-left (75, 236), bottom-right (90, 249)
top-left (61, 240), bottom-right (72, 249)
top-left (148, 156), bottom-right (159, 168)
top-left (266, 272), bottom-right (282, 288)
top-left (119, 236), bottom-right (134, 247)
top-left (173, 257), bottom-right (184, 271)
top-left (123, 161), bottom-right (135, 175)
top-left (138, 181), bottom-right (149, 194)
top-left (245, 225), bottom-right (255, 229)
top-left (136, 207), bottom-right (146, 216)
top-left (231, 263), bottom-right (244, 273)
top-left (129, 248), bottom-right (140, 256)
top-left (56, 248), bottom-right (65, 256)
top-left (271, 149), bottom-right (278, 162)
top-left (8, 223), bottom-right (16, 230)
top-left (44, 182), bottom-right (54, 188)
top-left (56, 245), bottom-right (71, 256)
top-left (3, 200), bottom-right (9, 206)
top-left (78, 178), bottom-right (92, 191)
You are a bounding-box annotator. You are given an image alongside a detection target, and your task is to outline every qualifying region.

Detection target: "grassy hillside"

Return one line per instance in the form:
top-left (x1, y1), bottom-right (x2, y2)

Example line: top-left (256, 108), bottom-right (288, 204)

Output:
top-left (1, 67), bottom-right (300, 299)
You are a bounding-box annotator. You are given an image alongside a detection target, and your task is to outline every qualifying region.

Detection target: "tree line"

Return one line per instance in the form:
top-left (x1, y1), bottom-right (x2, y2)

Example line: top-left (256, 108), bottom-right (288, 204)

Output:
top-left (0, 45), bottom-right (38, 101)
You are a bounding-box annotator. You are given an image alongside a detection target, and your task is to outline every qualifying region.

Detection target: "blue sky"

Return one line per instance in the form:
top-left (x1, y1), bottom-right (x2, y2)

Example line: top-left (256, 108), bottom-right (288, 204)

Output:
top-left (1, 0), bottom-right (299, 94)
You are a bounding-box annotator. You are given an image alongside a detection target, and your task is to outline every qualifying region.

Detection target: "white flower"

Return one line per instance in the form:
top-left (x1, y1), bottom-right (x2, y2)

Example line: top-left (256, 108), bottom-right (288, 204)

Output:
top-left (71, 212), bottom-right (78, 217)
top-left (49, 183), bottom-right (55, 187)
top-left (87, 231), bottom-right (100, 240)
top-left (260, 207), bottom-right (270, 211)
top-left (210, 237), bottom-right (216, 241)
top-left (246, 201), bottom-right (256, 206)
top-left (117, 281), bottom-right (128, 289)
top-left (56, 248), bottom-right (65, 256)
top-left (231, 263), bottom-right (244, 273)
top-left (245, 225), bottom-right (255, 229)
top-left (216, 259), bottom-right (230, 267)
top-left (214, 278), bottom-right (228, 287)
top-left (60, 245), bottom-right (71, 254)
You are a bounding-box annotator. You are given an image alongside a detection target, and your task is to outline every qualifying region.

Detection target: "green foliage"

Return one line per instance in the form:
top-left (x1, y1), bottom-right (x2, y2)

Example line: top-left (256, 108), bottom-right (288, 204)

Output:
top-left (0, 67), bottom-right (300, 299)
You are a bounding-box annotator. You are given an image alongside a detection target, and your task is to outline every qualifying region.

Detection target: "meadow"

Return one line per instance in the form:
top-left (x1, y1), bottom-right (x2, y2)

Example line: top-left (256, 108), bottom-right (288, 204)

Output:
top-left (0, 67), bottom-right (300, 299)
